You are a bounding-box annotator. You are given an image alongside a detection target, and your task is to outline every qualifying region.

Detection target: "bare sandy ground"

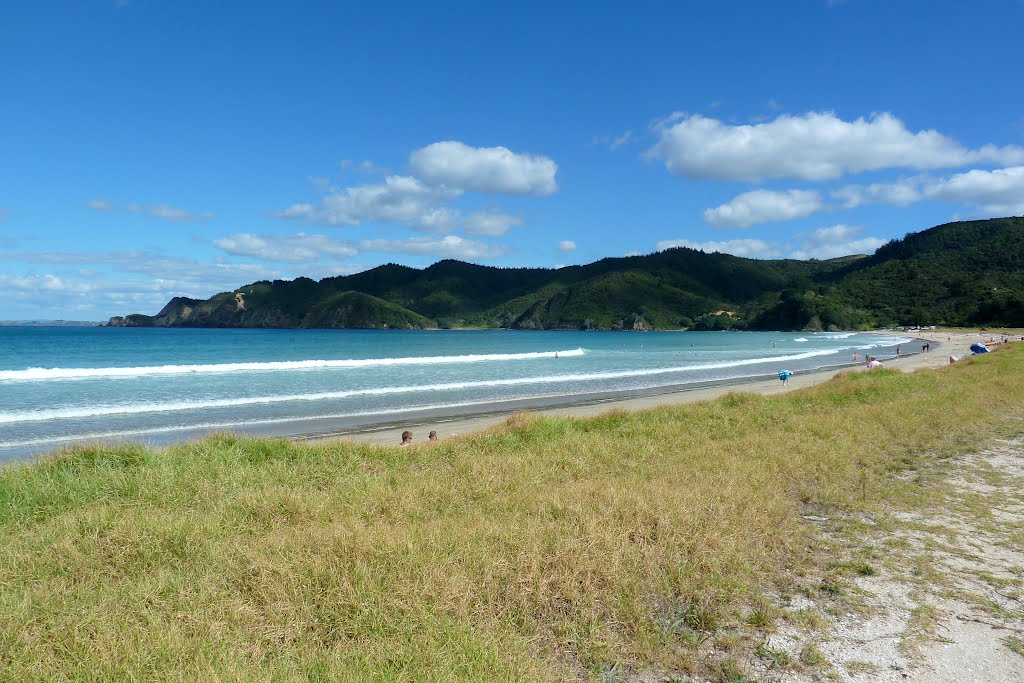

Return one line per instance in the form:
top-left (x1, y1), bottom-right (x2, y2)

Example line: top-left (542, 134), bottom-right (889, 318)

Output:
top-left (771, 435), bottom-right (1024, 683)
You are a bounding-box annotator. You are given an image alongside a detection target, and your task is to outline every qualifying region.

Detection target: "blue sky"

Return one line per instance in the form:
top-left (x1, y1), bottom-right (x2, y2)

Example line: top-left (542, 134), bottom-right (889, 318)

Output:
top-left (2, 1), bottom-right (1023, 320)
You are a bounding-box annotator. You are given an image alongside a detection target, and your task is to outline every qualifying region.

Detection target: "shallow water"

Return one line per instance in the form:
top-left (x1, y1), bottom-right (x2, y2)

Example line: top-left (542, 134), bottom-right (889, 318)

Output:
top-left (0, 327), bottom-right (912, 461)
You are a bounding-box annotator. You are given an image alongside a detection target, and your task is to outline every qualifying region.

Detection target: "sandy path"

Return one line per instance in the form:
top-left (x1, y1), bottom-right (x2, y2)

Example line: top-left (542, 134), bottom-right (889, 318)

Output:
top-left (773, 436), bottom-right (1024, 683)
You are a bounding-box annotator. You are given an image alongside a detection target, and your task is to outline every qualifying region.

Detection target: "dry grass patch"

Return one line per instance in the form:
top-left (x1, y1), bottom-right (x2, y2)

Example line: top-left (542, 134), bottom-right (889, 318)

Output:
top-left (0, 346), bottom-right (1022, 680)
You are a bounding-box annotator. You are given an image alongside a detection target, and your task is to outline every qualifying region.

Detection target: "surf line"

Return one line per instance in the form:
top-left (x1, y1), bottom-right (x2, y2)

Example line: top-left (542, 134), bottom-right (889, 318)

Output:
top-left (0, 348), bottom-right (587, 382)
top-left (0, 347), bottom-right (844, 424)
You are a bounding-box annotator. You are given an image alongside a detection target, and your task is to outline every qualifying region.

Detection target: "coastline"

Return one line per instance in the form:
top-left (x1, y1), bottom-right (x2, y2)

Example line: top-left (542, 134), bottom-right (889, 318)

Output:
top-left (297, 330), bottom-right (1000, 448)
top-left (3, 329), bottom-right (1010, 462)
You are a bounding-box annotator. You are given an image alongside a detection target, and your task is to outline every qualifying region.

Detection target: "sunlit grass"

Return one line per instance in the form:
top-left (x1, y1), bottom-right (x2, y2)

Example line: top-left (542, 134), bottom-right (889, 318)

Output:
top-left (1, 346), bottom-right (1022, 680)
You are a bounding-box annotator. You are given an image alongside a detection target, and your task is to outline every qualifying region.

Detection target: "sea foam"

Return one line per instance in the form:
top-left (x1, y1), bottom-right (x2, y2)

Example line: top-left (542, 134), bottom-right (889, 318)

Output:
top-left (0, 348), bottom-right (586, 382)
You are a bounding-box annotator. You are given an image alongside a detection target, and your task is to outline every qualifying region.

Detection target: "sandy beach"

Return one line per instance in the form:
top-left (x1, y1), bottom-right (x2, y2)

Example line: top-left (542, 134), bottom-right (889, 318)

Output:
top-left (302, 329), bottom-right (1013, 448)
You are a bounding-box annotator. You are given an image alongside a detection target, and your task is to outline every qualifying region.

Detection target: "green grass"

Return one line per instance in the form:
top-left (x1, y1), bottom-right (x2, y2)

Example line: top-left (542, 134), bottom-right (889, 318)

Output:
top-left (1, 346), bottom-right (1023, 681)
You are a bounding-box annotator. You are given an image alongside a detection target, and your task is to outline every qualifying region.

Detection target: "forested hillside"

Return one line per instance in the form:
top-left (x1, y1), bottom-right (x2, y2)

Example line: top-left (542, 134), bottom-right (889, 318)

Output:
top-left (108, 217), bottom-right (1024, 331)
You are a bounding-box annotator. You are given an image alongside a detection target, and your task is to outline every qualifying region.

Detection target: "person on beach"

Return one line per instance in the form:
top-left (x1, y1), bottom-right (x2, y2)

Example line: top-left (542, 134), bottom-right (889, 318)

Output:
top-left (428, 430), bottom-right (438, 442)
top-left (778, 369), bottom-right (791, 386)
top-left (868, 359), bottom-right (884, 369)
top-left (399, 431), bottom-right (413, 447)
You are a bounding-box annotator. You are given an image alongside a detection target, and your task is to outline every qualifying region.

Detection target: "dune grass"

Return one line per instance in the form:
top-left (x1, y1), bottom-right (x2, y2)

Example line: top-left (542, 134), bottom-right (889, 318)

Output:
top-left (1, 346), bottom-right (1023, 681)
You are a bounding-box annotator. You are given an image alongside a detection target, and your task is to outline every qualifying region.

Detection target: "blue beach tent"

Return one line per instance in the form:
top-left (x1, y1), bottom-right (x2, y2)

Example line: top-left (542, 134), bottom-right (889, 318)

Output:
top-left (970, 343), bottom-right (990, 354)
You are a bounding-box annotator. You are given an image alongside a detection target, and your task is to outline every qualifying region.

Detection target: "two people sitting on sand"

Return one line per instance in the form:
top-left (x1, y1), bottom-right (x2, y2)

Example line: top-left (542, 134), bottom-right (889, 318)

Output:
top-left (398, 430), bottom-right (439, 446)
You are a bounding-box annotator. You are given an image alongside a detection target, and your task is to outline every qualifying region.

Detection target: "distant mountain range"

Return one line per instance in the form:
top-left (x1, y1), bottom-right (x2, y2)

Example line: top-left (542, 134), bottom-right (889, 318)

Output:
top-left (108, 217), bottom-right (1024, 331)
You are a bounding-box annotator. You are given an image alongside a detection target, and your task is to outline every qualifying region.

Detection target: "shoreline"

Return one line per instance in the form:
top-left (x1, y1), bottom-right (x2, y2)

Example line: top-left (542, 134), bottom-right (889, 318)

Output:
top-left (3, 330), bottom-right (1011, 462)
top-left (296, 330), bottom-right (1000, 448)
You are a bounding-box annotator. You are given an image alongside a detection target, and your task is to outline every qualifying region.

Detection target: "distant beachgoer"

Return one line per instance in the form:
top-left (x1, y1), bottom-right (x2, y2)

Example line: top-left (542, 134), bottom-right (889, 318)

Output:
top-left (868, 359), bottom-right (884, 369)
top-left (896, 345), bottom-right (901, 358)
top-left (399, 430), bottom-right (413, 447)
top-left (778, 369), bottom-right (791, 386)
top-left (852, 352), bottom-right (860, 362)
top-left (949, 355), bottom-right (956, 364)
top-left (554, 352), bottom-right (559, 359)
top-left (428, 430), bottom-right (438, 442)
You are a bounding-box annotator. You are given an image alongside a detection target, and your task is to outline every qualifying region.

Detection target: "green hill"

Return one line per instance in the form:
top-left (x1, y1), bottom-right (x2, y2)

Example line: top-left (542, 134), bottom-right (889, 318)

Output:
top-left (108, 217), bottom-right (1024, 331)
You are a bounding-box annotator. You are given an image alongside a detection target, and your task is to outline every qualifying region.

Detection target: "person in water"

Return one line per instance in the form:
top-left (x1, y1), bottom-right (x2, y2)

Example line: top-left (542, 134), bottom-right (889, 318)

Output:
top-left (399, 431), bottom-right (413, 447)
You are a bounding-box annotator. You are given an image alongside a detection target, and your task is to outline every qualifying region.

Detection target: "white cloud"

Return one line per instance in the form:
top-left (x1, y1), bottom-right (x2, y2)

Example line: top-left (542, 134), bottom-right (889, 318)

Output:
top-left (703, 189), bottom-right (824, 227)
top-left (656, 238), bottom-right (783, 259)
top-left (83, 200), bottom-right (213, 221)
top-left (464, 210), bottom-right (523, 236)
top-left (0, 252), bottom-right (287, 320)
top-left (788, 225), bottom-right (886, 260)
top-left (409, 141), bottom-right (558, 195)
top-left (610, 130), bottom-right (634, 150)
top-left (558, 240), bottom-right (577, 251)
top-left (413, 207), bottom-right (462, 233)
top-left (658, 224), bottom-right (885, 260)
top-left (150, 204), bottom-right (214, 222)
top-left (84, 199), bottom-right (113, 212)
top-left (924, 166), bottom-right (1024, 215)
top-left (832, 177), bottom-right (924, 208)
top-left (359, 234), bottom-right (506, 260)
top-left (647, 111), bottom-right (1024, 182)
top-left (213, 233), bottom-right (359, 262)
top-left (832, 166), bottom-right (1024, 216)
top-left (277, 175), bottom-right (459, 228)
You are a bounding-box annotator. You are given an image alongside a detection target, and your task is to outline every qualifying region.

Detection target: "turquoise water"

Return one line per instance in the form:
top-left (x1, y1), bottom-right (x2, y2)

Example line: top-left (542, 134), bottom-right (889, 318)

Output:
top-left (0, 327), bottom-right (915, 461)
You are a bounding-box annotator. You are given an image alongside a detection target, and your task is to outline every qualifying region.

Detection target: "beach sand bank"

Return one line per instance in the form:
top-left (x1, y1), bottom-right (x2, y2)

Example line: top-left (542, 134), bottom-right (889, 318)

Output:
top-left (301, 330), bottom-right (1012, 448)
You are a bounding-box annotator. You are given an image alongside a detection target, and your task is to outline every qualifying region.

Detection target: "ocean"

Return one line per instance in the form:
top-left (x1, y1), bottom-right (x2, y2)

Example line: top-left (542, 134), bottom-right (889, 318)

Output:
top-left (0, 327), bottom-right (914, 462)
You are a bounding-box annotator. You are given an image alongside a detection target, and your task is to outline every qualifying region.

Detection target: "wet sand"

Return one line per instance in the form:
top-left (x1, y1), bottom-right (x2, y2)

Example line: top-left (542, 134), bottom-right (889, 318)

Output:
top-left (300, 330), bottom-right (1009, 448)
